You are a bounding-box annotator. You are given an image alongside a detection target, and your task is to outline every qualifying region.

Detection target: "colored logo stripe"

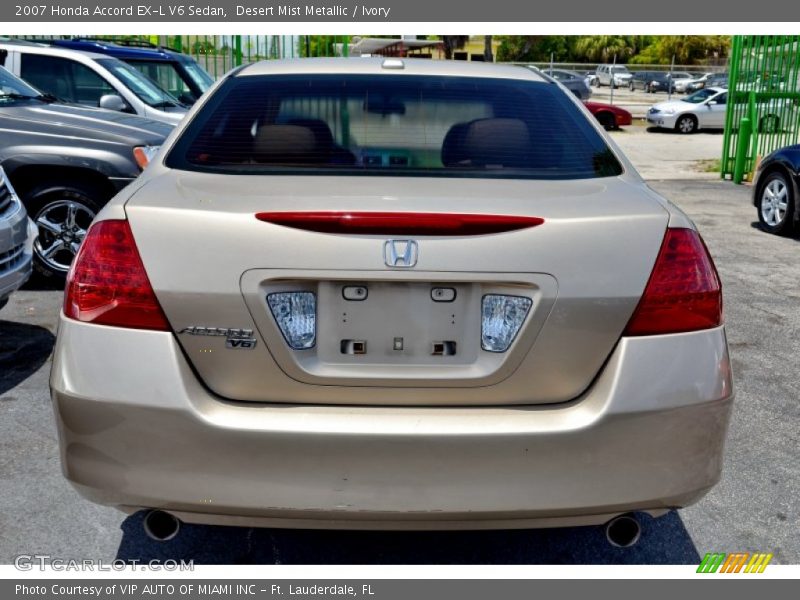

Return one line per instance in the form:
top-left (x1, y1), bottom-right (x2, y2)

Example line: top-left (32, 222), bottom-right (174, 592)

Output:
top-left (697, 552), bottom-right (773, 573)
top-left (745, 553), bottom-right (773, 573)
top-left (697, 553), bottom-right (726, 573)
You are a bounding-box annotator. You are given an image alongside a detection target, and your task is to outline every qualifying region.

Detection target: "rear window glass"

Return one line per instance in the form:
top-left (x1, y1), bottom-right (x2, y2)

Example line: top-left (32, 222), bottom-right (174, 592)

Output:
top-left (167, 74), bottom-right (622, 180)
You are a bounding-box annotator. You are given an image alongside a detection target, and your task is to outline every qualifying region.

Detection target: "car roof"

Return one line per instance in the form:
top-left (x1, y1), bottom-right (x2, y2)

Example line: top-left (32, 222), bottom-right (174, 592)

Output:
top-left (237, 57), bottom-right (550, 82)
top-left (0, 42), bottom-right (109, 61)
top-left (51, 39), bottom-right (184, 61)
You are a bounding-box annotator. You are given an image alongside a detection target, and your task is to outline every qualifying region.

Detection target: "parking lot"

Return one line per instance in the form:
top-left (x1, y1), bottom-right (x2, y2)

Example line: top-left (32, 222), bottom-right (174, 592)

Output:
top-left (1, 127), bottom-right (798, 565)
top-left (588, 84), bottom-right (690, 119)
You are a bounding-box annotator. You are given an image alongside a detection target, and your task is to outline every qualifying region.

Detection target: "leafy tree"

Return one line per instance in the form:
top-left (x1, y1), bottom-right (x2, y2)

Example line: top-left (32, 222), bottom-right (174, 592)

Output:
top-left (496, 36), bottom-right (577, 62)
top-left (573, 36), bottom-right (649, 63)
top-left (298, 35), bottom-right (349, 58)
top-left (495, 35), bottom-right (730, 65)
top-left (629, 36), bottom-right (731, 64)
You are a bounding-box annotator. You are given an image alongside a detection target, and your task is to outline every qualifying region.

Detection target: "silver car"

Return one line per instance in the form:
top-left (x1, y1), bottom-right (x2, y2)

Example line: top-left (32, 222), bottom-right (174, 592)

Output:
top-left (0, 42), bottom-right (188, 126)
top-left (647, 87), bottom-right (729, 133)
top-left (594, 64), bottom-right (633, 88)
top-left (648, 87), bottom-right (787, 134)
top-left (51, 59), bottom-right (733, 544)
top-left (0, 167), bottom-right (35, 310)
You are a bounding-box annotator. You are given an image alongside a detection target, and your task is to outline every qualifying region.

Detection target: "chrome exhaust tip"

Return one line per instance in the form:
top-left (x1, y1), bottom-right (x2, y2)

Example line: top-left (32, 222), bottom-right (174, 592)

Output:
top-left (605, 513), bottom-right (641, 548)
top-left (143, 510), bottom-right (181, 542)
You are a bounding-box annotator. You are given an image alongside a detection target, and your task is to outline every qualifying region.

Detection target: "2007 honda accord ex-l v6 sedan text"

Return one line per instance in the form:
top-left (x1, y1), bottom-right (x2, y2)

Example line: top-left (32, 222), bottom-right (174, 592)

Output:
top-left (51, 58), bottom-right (733, 545)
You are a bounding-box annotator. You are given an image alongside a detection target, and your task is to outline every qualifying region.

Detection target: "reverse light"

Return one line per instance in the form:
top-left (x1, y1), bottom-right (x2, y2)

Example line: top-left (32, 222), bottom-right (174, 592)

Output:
top-left (267, 292), bottom-right (316, 349)
top-left (481, 294), bottom-right (532, 352)
top-left (624, 228), bottom-right (722, 336)
top-left (64, 220), bottom-right (170, 330)
top-left (133, 145), bottom-right (161, 170)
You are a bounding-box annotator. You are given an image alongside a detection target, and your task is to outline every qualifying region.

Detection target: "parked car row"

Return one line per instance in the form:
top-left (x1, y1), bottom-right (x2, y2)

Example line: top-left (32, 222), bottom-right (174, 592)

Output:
top-left (47, 38), bottom-right (214, 105)
top-left (0, 38), bottom-right (215, 299)
top-left (0, 63), bottom-right (173, 280)
top-left (531, 66), bottom-right (633, 130)
top-left (628, 71), bottom-right (688, 94)
top-left (587, 63), bottom-right (727, 94)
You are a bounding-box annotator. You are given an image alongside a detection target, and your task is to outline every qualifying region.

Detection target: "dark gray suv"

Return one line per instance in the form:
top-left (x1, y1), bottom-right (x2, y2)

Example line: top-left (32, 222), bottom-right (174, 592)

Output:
top-left (0, 66), bottom-right (172, 279)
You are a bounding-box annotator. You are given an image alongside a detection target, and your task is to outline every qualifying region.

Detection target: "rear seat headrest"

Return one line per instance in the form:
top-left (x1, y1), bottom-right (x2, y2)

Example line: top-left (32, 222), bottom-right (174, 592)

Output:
top-left (253, 124), bottom-right (322, 164)
top-left (442, 118), bottom-right (533, 169)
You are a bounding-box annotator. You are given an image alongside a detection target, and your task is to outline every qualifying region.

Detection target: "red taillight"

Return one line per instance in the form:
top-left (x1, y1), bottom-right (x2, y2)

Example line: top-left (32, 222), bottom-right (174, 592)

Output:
top-left (255, 212), bottom-right (544, 236)
top-left (64, 220), bottom-right (169, 331)
top-left (624, 228), bottom-right (722, 336)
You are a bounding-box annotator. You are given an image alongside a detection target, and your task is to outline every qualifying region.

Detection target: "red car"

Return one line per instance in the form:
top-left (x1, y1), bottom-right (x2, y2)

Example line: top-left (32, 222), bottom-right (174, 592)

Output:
top-left (584, 101), bottom-right (633, 130)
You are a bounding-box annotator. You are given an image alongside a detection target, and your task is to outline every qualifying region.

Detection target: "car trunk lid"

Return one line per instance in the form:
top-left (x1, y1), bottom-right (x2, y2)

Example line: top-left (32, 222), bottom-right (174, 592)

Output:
top-left (125, 172), bottom-right (669, 406)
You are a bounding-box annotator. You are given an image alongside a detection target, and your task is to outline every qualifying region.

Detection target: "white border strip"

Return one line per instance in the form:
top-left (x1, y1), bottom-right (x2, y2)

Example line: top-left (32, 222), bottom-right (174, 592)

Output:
top-left (6, 22), bottom-right (800, 35)
top-left (1, 565), bottom-right (799, 579)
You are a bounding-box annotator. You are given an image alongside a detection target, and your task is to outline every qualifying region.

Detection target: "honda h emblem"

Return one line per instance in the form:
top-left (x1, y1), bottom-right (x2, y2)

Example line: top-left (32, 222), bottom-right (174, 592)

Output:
top-left (384, 239), bottom-right (419, 268)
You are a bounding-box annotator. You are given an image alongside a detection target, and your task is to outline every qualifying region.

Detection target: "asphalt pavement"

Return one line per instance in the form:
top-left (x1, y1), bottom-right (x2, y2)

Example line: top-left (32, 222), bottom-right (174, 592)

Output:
top-left (0, 130), bottom-right (797, 564)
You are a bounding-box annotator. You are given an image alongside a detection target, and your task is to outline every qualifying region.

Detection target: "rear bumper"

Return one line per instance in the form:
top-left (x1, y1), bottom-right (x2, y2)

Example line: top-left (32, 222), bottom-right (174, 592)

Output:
top-left (50, 318), bottom-right (733, 530)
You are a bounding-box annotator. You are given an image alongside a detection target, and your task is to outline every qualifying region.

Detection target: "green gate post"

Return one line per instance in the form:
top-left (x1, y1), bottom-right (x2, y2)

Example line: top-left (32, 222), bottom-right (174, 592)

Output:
top-left (733, 115), bottom-right (752, 184)
top-left (721, 35), bottom-right (742, 178)
top-left (234, 35), bottom-right (243, 66)
top-left (733, 92), bottom-right (758, 184)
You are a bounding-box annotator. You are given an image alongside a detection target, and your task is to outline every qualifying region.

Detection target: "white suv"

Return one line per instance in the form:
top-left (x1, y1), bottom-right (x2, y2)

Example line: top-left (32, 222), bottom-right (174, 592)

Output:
top-left (595, 64), bottom-right (633, 88)
top-left (0, 42), bottom-right (187, 125)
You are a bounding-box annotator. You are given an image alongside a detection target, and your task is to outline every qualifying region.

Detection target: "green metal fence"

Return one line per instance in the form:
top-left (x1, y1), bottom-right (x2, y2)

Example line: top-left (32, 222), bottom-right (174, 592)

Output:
top-left (167, 35), bottom-right (351, 77)
top-left (2, 35), bottom-right (350, 78)
top-left (722, 35), bottom-right (800, 182)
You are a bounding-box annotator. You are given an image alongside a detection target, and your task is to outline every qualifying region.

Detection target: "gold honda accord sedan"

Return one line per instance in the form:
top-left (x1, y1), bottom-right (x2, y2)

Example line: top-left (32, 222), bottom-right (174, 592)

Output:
top-left (51, 58), bottom-right (733, 545)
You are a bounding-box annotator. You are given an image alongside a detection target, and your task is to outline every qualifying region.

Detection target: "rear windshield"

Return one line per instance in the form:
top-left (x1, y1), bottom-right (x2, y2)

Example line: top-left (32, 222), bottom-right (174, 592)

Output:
top-left (167, 74), bottom-right (623, 179)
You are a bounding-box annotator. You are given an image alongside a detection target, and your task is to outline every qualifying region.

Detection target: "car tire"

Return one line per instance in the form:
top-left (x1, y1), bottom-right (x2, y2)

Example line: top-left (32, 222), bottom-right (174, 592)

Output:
top-left (675, 114), bottom-right (698, 134)
top-left (757, 170), bottom-right (796, 236)
top-left (596, 112), bottom-right (617, 131)
top-left (25, 182), bottom-right (105, 281)
top-left (0, 297), bottom-right (7, 311)
top-left (759, 115), bottom-right (780, 134)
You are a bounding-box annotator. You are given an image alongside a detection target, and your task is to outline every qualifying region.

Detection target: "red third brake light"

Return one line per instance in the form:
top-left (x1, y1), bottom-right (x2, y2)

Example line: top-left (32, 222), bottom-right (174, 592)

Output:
top-left (64, 220), bottom-right (169, 331)
top-left (255, 212), bottom-right (544, 236)
top-left (624, 228), bottom-right (722, 336)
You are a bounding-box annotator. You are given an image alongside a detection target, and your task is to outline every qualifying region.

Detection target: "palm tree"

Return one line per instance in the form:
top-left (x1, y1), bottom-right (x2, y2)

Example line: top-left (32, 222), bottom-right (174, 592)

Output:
top-left (575, 36), bottom-right (638, 63)
top-left (484, 35), bottom-right (494, 62)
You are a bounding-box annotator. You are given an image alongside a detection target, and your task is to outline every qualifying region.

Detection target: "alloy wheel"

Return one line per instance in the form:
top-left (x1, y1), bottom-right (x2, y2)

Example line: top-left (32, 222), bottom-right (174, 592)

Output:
top-left (761, 178), bottom-right (789, 227)
top-left (33, 199), bottom-right (95, 273)
top-left (678, 116), bottom-right (696, 133)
